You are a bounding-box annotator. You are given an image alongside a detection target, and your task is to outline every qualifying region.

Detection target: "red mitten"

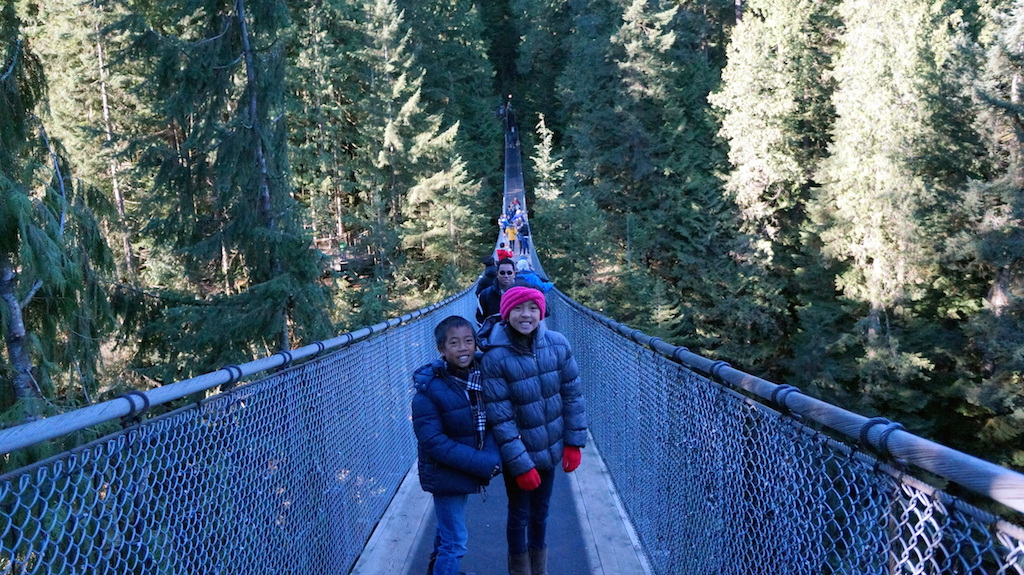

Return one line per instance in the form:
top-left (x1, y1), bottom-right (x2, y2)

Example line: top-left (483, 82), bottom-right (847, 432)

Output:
top-left (562, 446), bottom-right (582, 472)
top-left (515, 469), bottom-right (541, 490)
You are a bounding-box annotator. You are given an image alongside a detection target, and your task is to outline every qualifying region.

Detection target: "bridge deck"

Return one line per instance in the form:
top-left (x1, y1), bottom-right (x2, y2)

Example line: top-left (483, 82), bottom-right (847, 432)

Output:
top-left (351, 435), bottom-right (650, 575)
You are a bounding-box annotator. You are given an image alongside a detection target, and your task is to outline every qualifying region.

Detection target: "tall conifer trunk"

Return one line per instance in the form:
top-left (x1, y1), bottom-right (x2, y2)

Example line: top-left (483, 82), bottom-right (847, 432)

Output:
top-left (94, 21), bottom-right (135, 279)
top-left (0, 255), bottom-right (41, 420)
top-left (236, 0), bottom-right (288, 352)
top-left (988, 72), bottom-right (1024, 318)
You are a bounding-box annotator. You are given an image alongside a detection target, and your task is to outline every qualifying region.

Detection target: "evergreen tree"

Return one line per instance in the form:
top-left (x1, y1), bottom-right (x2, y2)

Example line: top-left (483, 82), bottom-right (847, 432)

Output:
top-left (530, 113), bottom-right (609, 299)
top-left (812, 0), bottom-right (983, 429)
top-left (557, 0), bottom-right (624, 215)
top-left (948, 0), bottom-right (1024, 467)
top-left (397, 0), bottom-right (497, 262)
top-left (709, 0), bottom-right (841, 379)
top-left (532, 114), bottom-right (564, 205)
top-left (22, 0), bottom-right (140, 282)
top-left (118, 0), bottom-right (331, 381)
top-left (710, 0), bottom-right (838, 257)
top-left (286, 0), bottom-right (363, 259)
top-left (511, 0), bottom-right (572, 136)
top-left (599, 0), bottom-right (768, 362)
top-left (339, 0), bottom-right (477, 324)
top-left (1, 3), bottom-right (114, 422)
top-left (479, 0), bottom-right (518, 94)
top-left (399, 0), bottom-right (497, 172)
top-left (401, 122), bottom-right (483, 295)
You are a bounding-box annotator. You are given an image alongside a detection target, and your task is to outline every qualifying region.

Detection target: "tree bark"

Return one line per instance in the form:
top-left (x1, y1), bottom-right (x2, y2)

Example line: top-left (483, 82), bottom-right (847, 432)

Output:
top-left (236, 0), bottom-right (289, 352)
top-left (95, 21), bottom-right (136, 279)
top-left (988, 265), bottom-right (1010, 317)
top-left (1, 253), bottom-right (42, 421)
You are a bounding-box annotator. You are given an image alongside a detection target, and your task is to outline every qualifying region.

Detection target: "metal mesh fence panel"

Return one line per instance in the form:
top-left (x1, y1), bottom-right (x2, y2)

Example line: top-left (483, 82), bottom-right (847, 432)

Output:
top-left (546, 292), bottom-right (1024, 575)
top-left (3, 285), bottom-right (1023, 575)
top-left (0, 291), bottom-right (478, 575)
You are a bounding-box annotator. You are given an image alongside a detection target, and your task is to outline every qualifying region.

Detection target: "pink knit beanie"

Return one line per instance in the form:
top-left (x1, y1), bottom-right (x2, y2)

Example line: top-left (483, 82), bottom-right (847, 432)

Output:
top-left (500, 286), bottom-right (546, 321)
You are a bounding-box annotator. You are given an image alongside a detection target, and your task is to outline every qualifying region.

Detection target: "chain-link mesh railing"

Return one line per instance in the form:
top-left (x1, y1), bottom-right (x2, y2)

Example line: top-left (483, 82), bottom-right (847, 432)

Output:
top-left (545, 291), bottom-right (1024, 575)
top-left (2, 284), bottom-right (1024, 575)
top-left (0, 290), bottom-right (478, 575)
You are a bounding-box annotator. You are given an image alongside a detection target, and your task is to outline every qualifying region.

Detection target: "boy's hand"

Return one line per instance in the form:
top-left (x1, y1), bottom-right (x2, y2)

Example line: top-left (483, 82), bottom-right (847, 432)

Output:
top-left (515, 469), bottom-right (541, 490)
top-left (562, 446), bottom-right (582, 473)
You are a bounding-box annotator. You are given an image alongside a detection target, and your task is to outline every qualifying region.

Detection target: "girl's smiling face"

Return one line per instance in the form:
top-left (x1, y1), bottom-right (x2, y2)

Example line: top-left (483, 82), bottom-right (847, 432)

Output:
top-left (508, 301), bottom-right (541, 335)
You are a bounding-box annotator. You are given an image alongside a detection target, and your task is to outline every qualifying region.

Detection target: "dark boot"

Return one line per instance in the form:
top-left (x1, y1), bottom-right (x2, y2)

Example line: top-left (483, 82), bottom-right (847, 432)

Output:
top-left (508, 551), bottom-right (531, 575)
top-left (529, 547), bottom-right (548, 575)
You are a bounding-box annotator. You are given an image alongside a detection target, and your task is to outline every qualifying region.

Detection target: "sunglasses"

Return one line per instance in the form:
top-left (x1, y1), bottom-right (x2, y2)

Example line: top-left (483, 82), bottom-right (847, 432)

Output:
top-left (498, 271), bottom-right (515, 276)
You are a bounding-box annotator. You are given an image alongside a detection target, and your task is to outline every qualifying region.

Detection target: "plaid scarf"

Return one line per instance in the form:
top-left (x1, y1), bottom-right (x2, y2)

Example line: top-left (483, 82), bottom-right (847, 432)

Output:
top-left (449, 366), bottom-right (486, 449)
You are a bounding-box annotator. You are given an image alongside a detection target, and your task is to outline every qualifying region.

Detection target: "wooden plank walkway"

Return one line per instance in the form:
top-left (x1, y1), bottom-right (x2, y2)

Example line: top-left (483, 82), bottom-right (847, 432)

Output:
top-left (351, 434), bottom-right (651, 575)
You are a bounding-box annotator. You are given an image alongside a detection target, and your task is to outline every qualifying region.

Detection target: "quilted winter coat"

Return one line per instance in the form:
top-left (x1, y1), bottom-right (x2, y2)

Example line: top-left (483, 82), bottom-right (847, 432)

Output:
top-left (478, 321), bottom-right (587, 476)
top-left (412, 357), bottom-right (502, 495)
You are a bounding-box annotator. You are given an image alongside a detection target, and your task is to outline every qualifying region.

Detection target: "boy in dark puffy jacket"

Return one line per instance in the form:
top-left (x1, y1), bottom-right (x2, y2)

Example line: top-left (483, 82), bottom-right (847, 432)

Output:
top-left (412, 315), bottom-right (502, 575)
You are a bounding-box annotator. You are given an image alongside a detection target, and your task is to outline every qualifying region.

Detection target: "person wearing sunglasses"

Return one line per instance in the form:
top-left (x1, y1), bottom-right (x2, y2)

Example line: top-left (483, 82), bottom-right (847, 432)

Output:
top-left (477, 258), bottom-right (516, 324)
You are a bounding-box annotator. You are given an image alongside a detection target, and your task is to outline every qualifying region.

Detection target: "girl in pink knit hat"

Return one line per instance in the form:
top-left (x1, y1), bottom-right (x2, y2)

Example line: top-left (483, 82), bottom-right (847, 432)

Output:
top-left (477, 286), bottom-right (588, 575)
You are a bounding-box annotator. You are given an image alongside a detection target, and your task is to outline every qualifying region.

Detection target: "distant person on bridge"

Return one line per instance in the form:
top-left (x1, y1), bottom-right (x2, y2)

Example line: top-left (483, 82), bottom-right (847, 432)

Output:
top-left (515, 258), bottom-right (553, 293)
top-left (477, 258), bottom-right (516, 324)
top-left (495, 242), bottom-right (514, 262)
top-left (475, 255), bottom-right (497, 296)
top-left (518, 221), bottom-right (531, 256)
top-left (478, 287), bottom-right (587, 575)
top-left (505, 223), bottom-right (518, 253)
top-left (412, 316), bottom-right (503, 575)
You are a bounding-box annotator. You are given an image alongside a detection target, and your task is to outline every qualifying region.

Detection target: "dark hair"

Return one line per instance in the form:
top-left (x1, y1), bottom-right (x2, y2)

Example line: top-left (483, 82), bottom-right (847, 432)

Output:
top-left (434, 315), bottom-right (474, 349)
top-left (481, 255), bottom-right (495, 266)
top-left (497, 257), bottom-right (516, 270)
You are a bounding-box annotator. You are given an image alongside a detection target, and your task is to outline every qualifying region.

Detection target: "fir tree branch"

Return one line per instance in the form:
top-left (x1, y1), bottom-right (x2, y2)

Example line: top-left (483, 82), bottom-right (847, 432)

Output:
top-left (20, 279), bottom-right (42, 310)
top-left (75, 362), bottom-right (92, 406)
top-left (213, 54), bottom-right (243, 71)
top-left (37, 123), bottom-right (68, 237)
top-left (193, 21), bottom-right (233, 47)
top-left (102, 279), bottom-right (216, 306)
top-left (1, 39), bottom-right (20, 82)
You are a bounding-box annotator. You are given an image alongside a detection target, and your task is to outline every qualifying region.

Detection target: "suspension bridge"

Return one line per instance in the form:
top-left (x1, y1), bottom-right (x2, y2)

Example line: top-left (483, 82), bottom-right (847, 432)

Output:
top-left (1, 107), bottom-right (1023, 575)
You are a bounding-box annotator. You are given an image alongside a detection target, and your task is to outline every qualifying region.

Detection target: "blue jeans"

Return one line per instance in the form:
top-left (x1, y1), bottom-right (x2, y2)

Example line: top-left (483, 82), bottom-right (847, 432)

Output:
top-left (431, 494), bottom-right (469, 575)
top-left (503, 468), bottom-right (556, 554)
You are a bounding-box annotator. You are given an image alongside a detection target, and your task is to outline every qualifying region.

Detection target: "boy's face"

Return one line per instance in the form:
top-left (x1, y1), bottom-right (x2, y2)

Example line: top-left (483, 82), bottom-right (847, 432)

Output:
top-left (508, 302), bottom-right (541, 336)
top-left (440, 326), bottom-right (476, 369)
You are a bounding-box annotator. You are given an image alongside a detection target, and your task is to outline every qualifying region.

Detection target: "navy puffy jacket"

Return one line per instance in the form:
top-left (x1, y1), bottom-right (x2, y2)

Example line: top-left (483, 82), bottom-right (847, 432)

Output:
top-left (479, 322), bottom-right (587, 476)
top-left (412, 358), bottom-right (502, 495)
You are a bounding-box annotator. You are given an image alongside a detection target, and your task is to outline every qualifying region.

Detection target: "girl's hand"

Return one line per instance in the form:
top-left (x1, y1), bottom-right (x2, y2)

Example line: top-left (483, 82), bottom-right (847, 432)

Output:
top-left (563, 446), bottom-right (582, 472)
top-left (515, 469), bottom-right (541, 490)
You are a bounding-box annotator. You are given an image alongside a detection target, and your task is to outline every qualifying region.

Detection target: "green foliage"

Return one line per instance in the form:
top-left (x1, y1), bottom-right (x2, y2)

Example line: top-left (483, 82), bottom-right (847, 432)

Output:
top-left (512, 0), bottom-right (572, 144)
top-left (708, 0), bottom-right (841, 377)
top-left (396, 0), bottom-right (497, 281)
top-left (533, 179), bottom-right (611, 300)
top-left (808, 0), bottom-right (984, 427)
top-left (21, 0), bottom-right (140, 281)
top-left (107, 0), bottom-right (332, 379)
top-left (285, 0), bottom-right (363, 250)
top-left (528, 112), bottom-right (607, 300)
top-left (936, 0), bottom-right (1024, 467)
top-left (400, 0), bottom-right (500, 188)
top-left (1, 3), bottom-right (115, 421)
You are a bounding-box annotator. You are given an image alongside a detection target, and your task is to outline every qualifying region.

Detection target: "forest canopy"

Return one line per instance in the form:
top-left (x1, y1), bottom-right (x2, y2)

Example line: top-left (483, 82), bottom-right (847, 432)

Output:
top-left (2, 0), bottom-right (1024, 470)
